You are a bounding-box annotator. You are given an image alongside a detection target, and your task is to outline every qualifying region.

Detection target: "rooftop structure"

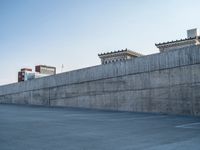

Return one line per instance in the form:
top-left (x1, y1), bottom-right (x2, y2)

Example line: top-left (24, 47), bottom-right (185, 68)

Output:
top-left (18, 68), bottom-right (35, 82)
top-left (35, 65), bottom-right (56, 75)
top-left (155, 28), bottom-right (200, 52)
top-left (98, 49), bottom-right (143, 65)
top-left (18, 65), bottom-right (56, 82)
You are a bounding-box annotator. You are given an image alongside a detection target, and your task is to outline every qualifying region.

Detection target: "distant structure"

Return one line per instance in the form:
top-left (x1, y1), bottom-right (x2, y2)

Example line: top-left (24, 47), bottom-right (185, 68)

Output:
top-left (156, 28), bottom-right (200, 52)
top-left (18, 68), bottom-right (35, 82)
top-left (61, 64), bottom-right (64, 73)
top-left (18, 65), bottom-right (56, 82)
top-left (98, 49), bottom-right (143, 65)
top-left (35, 65), bottom-right (56, 75)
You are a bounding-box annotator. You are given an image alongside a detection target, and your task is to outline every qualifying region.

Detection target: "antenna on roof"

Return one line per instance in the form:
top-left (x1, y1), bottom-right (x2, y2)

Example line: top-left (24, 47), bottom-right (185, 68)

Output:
top-left (61, 64), bottom-right (64, 73)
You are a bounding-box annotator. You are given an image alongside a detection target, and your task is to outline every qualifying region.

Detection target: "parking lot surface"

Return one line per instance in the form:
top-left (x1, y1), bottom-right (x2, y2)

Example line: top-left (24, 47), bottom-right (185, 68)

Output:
top-left (0, 104), bottom-right (200, 150)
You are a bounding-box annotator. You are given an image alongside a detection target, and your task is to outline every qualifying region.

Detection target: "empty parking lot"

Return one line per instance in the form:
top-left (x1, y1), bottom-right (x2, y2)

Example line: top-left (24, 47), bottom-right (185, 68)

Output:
top-left (0, 104), bottom-right (200, 150)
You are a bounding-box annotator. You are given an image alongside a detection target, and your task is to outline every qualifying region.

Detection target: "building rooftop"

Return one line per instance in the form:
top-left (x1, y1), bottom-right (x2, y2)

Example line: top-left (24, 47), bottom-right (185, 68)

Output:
top-left (155, 36), bottom-right (200, 46)
top-left (155, 28), bottom-right (200, 52)
top-left (20, 68), bottom-right (32, 72)
top-left (35, 65), bottom-right (56, 69)
top-left (98, 48), bottom-right (143, 57)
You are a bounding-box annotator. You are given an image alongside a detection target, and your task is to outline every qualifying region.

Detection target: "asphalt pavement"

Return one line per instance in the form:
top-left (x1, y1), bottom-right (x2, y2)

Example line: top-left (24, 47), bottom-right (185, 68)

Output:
top-left (0, 104), bottom-right (200, 150)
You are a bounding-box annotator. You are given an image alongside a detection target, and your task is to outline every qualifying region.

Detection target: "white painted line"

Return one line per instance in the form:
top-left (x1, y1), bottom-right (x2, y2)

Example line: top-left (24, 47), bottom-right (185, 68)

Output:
top-left (63, 113), bottom-right (121, 117)
top-left (73, 115), bottom-right (166, 121)
top-left (108, 115), bottom-right (166, 121)
top-left (176, 122), bottom-right (200, 129)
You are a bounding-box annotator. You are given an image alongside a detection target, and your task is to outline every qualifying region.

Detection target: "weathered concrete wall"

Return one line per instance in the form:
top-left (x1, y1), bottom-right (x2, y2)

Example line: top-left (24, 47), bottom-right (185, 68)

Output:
top-left (0, 45), bottom-right (200, 116)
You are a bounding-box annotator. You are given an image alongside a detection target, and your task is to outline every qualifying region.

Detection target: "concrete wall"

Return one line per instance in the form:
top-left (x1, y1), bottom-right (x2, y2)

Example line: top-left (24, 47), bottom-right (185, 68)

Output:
top-left (0, 45), bottom-right (200, 116)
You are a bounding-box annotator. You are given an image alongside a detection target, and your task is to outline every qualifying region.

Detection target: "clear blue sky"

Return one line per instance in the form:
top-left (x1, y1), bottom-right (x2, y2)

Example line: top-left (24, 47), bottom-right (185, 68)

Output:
top-left (0, 0), bottom-right (200, 85)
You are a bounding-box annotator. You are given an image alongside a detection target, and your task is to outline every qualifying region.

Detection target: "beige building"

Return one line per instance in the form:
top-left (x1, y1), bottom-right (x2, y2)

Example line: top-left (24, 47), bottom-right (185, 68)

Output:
top-left (156, 28), bottom-right (200, 52)
top-left (98, 49), bottom-right (143, 65)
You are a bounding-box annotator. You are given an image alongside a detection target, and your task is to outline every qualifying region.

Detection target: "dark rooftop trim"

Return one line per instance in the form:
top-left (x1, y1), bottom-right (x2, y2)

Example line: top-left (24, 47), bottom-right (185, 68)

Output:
top-left (155, 36), bottom-right (200, 46)
top-left (98, 48), bottom-right (143, 57)
top-left (35, 65), bottom-right (56, 69)
top-left (20, 68), bottom-right (32, 71)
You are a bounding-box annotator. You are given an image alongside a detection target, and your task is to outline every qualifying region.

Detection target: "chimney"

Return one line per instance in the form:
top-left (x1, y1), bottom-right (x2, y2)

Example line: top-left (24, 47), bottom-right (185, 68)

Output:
top-left (187, 28), bottom-right (199, 38)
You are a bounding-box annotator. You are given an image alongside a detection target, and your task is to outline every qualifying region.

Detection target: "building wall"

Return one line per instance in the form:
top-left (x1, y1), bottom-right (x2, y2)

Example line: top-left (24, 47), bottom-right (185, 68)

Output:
top-left (0, 45), bottom-right (200, 116)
